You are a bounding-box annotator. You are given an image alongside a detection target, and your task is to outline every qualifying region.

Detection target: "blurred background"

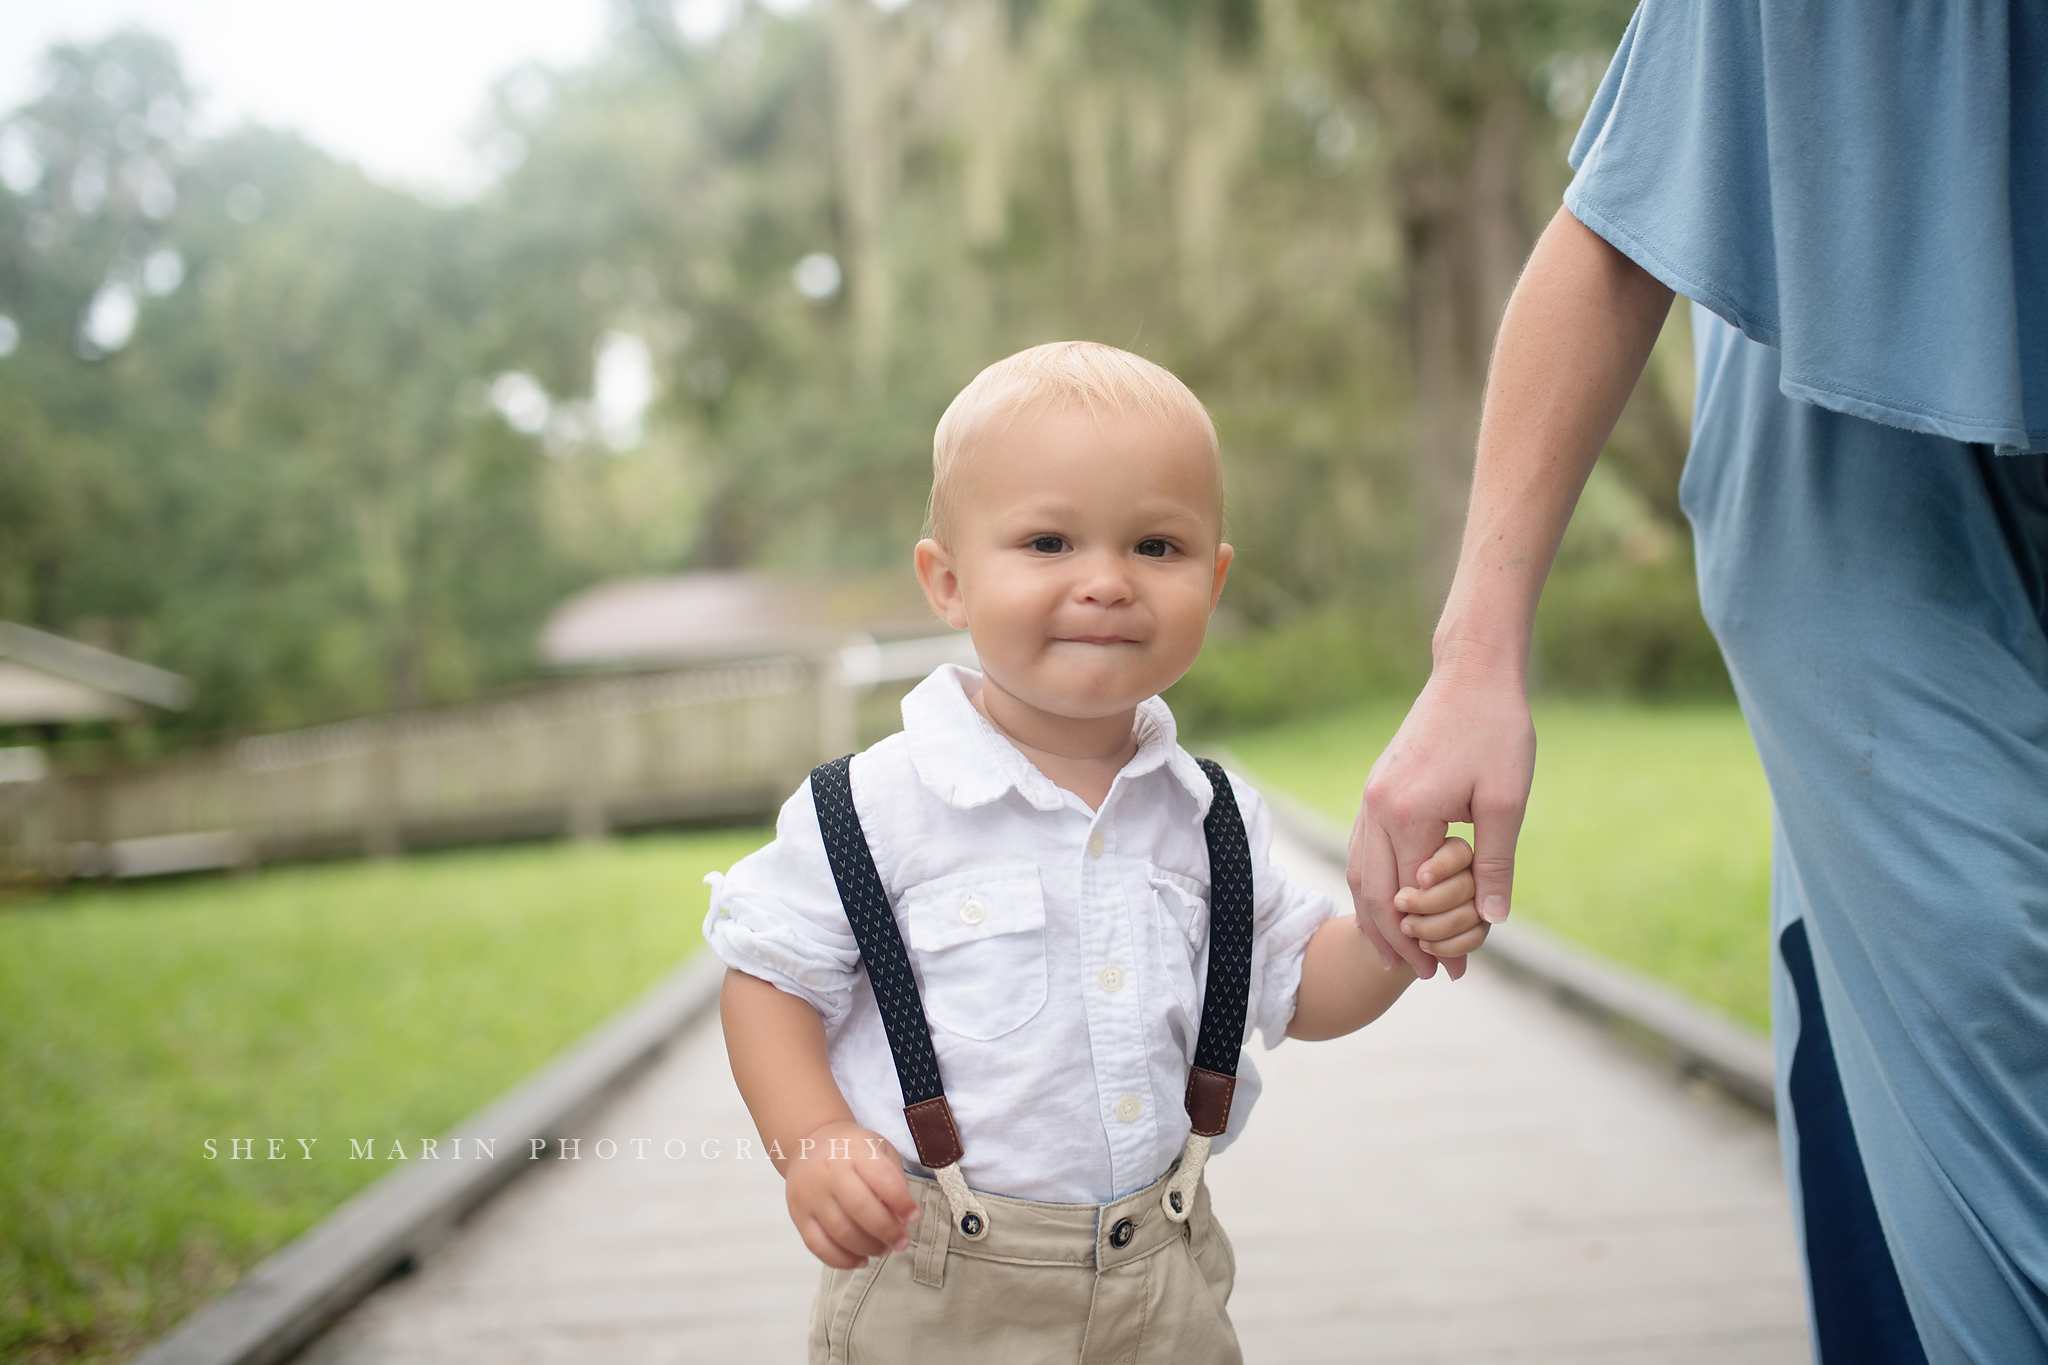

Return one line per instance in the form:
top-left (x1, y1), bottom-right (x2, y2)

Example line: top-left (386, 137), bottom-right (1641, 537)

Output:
top-left (0, 2), bottom-right (1770, 1360)
top-left (0, 0), bottom-right (1717, 760)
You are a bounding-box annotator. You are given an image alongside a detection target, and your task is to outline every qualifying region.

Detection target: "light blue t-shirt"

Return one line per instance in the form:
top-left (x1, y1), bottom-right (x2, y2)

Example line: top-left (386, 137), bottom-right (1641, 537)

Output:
top-left (1561, 8), bottom-right (2048, 1361)
top-left (1564, 0), bottom-right (2048, 454)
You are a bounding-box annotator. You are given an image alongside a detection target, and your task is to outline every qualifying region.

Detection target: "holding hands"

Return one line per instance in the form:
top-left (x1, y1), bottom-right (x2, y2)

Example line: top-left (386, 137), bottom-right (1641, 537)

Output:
top-left (1391, 834), bottom-right (1488, 960)
top-left (1348, 654), bottom-right (1535, 980)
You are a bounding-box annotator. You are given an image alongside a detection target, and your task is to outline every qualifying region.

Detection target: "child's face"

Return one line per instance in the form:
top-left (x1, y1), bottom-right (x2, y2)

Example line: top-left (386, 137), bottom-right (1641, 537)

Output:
top-left (915, 406), bottom-right (1233, 725)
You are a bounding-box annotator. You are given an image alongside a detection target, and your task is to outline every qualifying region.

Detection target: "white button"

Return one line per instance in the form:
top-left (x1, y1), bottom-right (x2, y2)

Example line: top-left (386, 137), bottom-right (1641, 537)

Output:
top-left (1087, 830), bottom-right (1105, 858)
top-left (1099, 963), bottom-right (1125, 992)
top-left (958, 897), bottom-right (986, 925)
top-left (1115, 1094), bottom-right (1141, 1123)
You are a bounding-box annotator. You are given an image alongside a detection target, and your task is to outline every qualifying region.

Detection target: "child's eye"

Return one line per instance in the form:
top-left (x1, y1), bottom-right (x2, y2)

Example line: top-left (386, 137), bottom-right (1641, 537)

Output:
top-left (1135, 538), bottom-right (1173, 558)
top-left (1030, 535), bottom-right (1068, 554)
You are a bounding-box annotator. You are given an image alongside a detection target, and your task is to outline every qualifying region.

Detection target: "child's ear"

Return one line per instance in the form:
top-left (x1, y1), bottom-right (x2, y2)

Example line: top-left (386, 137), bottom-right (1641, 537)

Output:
top-left (914, 538), bottom-right (970, 630)
top-left (1209, 543), bottom-right (1235, 611)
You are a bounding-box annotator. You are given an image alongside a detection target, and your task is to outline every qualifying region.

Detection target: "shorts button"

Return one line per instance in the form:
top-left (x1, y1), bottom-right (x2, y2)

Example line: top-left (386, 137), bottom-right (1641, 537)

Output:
top-left (1098, 964), bottom-right (1125, 993)
top-left (1108, 1218), bottom-right (1135, 1249)
top-left (958, 897), bottom-right (986, 925)
top-left (1114, 1094), bottom-right (1140, 1123)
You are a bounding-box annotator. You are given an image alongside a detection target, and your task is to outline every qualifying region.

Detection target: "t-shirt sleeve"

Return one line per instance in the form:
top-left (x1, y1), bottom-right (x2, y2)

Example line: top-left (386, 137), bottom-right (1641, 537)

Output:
top-left (1230, 771), bottom-right (1336, 1051)
top-left (701, 778), bottom-right (862, 1029)
top-left (1563, 0), bottom-right (2048, 453)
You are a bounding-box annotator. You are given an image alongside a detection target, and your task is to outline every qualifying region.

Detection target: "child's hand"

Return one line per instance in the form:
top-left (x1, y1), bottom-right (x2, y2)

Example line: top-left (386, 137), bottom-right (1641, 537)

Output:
top-left (784, 1120), bottom-right (922, 1268)
top-left (1393, 836), bottom-right (1486, 959)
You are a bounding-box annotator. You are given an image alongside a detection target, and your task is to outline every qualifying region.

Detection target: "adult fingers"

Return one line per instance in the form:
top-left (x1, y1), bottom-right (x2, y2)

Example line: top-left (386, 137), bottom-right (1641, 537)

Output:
top-left (1470, 783), bottom-right (1528, 926)
top-left (1348, 796), bottom-right (1438, 978)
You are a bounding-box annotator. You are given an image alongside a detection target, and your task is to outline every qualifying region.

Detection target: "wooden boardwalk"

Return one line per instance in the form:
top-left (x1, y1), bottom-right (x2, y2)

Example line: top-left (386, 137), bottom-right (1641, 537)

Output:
top-left (298, 829), bottom-right (1810, 1364)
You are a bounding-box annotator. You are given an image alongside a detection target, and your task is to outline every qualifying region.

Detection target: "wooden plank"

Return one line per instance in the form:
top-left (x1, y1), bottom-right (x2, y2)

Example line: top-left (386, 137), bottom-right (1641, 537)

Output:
top-left (297, 824), bottom-right (1806, 1364)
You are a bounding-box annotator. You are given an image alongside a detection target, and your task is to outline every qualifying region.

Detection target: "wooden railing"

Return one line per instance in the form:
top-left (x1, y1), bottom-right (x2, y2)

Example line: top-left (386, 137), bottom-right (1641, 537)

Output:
top-left (2, 635), bottom-right (972, 881)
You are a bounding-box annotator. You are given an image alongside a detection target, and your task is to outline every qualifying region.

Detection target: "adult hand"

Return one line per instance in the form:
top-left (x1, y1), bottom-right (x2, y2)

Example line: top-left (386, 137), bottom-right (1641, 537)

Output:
top-left (1348, 649), bottom-right (1535, 979)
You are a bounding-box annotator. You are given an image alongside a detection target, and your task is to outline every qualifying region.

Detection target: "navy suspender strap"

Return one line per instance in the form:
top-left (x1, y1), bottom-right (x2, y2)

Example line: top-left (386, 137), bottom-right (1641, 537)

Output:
top-left (807, 753), bottom-right (1257, 1168)
top-left (1186, 757), bottom-right (1254, 1137)
top-left (810, 755), bottom-right (965, 1171)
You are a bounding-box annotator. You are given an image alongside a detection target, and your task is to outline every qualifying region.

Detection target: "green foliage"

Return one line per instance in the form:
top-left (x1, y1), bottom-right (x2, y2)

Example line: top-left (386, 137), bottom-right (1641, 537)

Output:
top-left (1536, 555), bottom-right (1733, 700)
top-left (0, 6), bottom-right (1659, 745)
top-left (1218, 699), bottom-right (1774, 1028)
top-left (1534, 459), bottom-right (1733, 700)
top-left (0, 827), bottom-right (769, 1362)
top-left (1166, 600), bottom-right (1432, 734)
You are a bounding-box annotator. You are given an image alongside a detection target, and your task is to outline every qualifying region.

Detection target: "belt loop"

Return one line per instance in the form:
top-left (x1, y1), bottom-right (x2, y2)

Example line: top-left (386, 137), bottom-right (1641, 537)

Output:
top-left (911, 1179), bottom-right (948, 1288)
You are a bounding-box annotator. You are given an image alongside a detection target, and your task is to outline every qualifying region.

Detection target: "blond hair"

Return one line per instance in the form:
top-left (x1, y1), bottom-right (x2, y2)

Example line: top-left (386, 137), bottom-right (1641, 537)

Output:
top-left (926, 341), bottom-right (1221, 543)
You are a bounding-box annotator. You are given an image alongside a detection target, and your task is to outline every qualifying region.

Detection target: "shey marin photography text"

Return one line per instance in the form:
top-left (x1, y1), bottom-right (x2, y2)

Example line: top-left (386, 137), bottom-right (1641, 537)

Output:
top-left (199, 1134), bottom-right (879, 1163)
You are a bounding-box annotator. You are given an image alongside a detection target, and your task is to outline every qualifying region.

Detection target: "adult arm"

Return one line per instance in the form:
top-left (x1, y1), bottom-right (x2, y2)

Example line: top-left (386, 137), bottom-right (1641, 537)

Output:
top-left (1349, 207), bottom-right (1674, 977)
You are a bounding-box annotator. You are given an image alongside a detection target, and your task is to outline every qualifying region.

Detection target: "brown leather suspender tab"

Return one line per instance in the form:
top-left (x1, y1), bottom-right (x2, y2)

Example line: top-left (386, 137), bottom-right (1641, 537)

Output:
top-left (902, 1095), bottom-right (966, 1169)
top-left (1183, 1067), bottom-right (1238, 1139)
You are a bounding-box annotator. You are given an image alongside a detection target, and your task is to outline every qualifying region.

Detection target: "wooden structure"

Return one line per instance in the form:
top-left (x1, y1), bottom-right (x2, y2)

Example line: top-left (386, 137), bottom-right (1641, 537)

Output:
top-left (4, 633), bottom-right (972, 881)
top-left (0, 620), bottom-right (194, 724)
top-left (1, 621), bottom-right (195, 881)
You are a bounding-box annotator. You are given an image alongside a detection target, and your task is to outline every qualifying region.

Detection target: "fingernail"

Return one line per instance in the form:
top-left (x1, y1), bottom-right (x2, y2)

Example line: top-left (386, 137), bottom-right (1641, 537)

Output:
top-left (905, 1210), bottom-right (921, 1225)
top-left (1482, 895), bottom-right (1508, 923)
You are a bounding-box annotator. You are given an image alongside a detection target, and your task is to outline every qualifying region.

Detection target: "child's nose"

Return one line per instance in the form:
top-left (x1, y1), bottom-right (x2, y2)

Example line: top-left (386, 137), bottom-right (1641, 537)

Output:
top-left (1074, 552), bottom-right (1135, 605)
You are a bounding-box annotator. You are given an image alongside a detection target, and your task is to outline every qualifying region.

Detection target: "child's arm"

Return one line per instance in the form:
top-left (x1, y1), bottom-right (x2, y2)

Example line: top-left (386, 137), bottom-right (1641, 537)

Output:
top-left (1287, 838), bottom-right (1482, 1040)
top-left (721, 969), bottom-right (922, 1267)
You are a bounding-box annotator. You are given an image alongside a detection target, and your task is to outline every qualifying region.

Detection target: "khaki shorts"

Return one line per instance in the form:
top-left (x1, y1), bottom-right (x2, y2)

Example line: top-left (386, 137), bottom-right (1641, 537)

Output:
top-left (808, 1168), bottom-right (1239, 1365)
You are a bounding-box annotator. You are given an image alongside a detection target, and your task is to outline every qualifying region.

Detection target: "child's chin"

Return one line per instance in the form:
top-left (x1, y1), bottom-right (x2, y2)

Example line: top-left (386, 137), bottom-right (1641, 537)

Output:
top-left (1039, 675), bottom-right (1162, 717)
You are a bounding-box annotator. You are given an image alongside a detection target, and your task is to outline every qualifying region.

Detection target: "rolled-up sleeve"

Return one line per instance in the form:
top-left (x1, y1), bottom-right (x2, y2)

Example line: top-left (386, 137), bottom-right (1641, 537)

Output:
top-left (702, 780), bottom-right (863, 1029)
top-left (1230, 772), bottom-right (1335, 1050)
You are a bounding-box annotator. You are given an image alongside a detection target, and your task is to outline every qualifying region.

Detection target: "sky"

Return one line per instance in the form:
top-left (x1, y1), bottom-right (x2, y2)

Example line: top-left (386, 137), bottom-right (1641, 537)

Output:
top-left (0, 0), bottom-right (624, 195)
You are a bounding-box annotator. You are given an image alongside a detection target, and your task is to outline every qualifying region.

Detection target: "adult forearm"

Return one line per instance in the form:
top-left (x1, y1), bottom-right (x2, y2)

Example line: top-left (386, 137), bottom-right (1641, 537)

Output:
top-left (1348, 209), bottom-right (1672, 971)
top-left (1436, 207), bottom-right (1674, 676)
top-left (720, 968), bottom-right (856, 1174)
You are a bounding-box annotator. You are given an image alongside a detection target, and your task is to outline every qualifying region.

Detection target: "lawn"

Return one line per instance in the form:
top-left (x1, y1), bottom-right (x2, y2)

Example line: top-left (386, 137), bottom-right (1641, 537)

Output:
top-left (1218, 700), bottom-right (1775, 1030)
top-left (0, 827), bottom-right (771, 1365)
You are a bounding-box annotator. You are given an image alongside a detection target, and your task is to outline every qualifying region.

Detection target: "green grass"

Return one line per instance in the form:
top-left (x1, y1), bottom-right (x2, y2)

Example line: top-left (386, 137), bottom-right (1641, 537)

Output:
top-left (0, 827), bottom-right (770, 1364)
top-left (1219, 700), bottom-right (1774, 1030)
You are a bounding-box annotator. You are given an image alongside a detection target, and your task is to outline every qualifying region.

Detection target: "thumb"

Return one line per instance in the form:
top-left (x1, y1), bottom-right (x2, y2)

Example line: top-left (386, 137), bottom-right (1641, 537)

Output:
top-left (1470, 795), bottom-right (1526, 926)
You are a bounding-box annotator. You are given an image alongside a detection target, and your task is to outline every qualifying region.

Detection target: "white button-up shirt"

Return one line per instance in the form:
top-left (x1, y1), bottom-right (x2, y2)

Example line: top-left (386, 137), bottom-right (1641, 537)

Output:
top-left (704, 665), bottom-right (1331, 1204)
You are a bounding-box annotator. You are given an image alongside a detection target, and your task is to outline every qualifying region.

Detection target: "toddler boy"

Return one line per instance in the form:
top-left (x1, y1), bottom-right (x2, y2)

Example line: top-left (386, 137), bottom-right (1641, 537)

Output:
top-left (705, 341), bottom-right (1481, 1364)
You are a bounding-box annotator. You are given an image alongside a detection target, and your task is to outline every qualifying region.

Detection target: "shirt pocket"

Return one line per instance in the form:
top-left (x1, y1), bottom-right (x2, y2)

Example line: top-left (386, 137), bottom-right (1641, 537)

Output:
top-left (1151, 868), bottom-right (1210, 966)
top-left (902, 865), bottom-right (1048, 1041)
top-left (1151, 867), bottom-right (1210, 1022)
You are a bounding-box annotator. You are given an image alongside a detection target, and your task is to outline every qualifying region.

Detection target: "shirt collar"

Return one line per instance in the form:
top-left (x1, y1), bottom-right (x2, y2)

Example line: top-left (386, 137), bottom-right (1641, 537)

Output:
top-left (902, 665), bottom-right (1215, 818)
